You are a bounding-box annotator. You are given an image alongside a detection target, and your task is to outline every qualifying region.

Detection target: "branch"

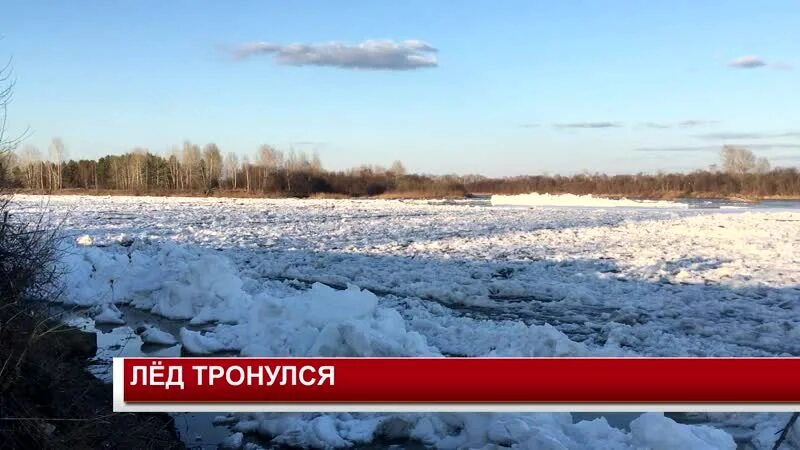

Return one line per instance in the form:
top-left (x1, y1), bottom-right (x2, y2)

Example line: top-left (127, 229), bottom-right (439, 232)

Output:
top-left (774, 412), bottom-right (799, 450)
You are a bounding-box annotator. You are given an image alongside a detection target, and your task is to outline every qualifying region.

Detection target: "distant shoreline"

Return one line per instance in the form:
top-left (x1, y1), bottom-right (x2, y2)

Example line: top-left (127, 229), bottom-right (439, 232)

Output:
top-left (11, 188), bottom-right (800, 202)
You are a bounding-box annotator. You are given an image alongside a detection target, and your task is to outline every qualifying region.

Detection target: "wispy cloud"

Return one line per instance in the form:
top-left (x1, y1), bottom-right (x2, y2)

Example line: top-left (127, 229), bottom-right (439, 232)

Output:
top-left (729, 55), bottom-right (767, 69)
top-left (640, 120), bottom-right (717, 129)
top-left (554, 122), bottom-right (622, 129)
top-left (635, 145), bottom-right (718, 152)
top-left (728, 55), bottom-right (793, 70)
top-left (636, 143), bottom-right (800, 152)
top-left (230, 39), bottom-right (438, 70)
top-left (640, 122), bottom-right (671, 129)
top-left (695, 131), bottom-right (800, 140)
top-left (772, 154), bottom-right (800, 162)
top-left (678, 120), bottom-right (717, 128)
top-left (746, 143), bottom-right (800, 149)
top-left (520, 123), bottom-right (540, 128)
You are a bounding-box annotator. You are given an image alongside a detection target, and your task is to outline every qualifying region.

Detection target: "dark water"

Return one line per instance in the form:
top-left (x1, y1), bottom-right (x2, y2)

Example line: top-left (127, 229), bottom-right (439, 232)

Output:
top-left (59, 306), bottom-right (234, 449)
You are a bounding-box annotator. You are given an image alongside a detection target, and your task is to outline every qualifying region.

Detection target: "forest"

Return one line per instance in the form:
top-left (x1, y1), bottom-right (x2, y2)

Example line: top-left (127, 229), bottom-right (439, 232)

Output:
top-left (0, 140), bottom-right (798, 199)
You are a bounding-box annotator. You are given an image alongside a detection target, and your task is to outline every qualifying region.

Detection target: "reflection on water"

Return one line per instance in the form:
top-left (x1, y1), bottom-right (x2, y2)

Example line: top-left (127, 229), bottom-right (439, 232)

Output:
top-left (60, 306), bottom-right (232, 448)
top-left (173, 413), bottom-right (238, 449)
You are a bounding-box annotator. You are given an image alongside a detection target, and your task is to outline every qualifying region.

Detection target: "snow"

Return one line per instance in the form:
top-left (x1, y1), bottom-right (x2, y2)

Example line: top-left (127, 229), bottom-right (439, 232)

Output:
top-left (138, 325), bottom-right (177, 346)
top-left (93, 303), bottom-right (125, 324)
top-left (220, 432), bottom-right (244, 449)
top-left (175, 280), bottom-right (438, 357)
top-left (629, 413), bottom-right (736, 450)
top-left (227, 412), bottom-right (741, 449)
top-left (491, 192), bottom-right (687, 208)
top-left (9, 194), bottom-right (800, 449)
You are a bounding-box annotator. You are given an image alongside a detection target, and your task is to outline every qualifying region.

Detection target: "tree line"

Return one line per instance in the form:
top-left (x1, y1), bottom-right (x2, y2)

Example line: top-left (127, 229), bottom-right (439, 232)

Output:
top-left (0, 141), bottom-right (798, 199)
top-left (465, 146), bottom-right (800, 199)
top-left (0, 139), bottom-right (466, 197)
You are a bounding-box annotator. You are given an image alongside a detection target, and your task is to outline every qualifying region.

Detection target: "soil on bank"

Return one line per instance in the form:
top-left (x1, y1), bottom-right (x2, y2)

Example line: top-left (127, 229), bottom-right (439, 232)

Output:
top-left (0, 310), bottom-right (184, 449)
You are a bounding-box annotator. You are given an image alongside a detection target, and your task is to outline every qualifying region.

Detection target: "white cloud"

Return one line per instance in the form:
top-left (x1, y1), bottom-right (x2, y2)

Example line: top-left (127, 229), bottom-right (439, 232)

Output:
top-left (728, 55), bottom-right (792, 70)
top-left (678, 119), bottom-right (717, 128)
top-left (554, 122), bottom-right (622, 129)
top-left (728, 55), bottom-right (767, 69)
top-left (695, 131), bottom-right (800, 140)
top-left (231, 39), bottom-right (438, 70)
top-left (637, 143), bottom-right (800, 152)
top-left (640, 120), bottom-right (717, 129)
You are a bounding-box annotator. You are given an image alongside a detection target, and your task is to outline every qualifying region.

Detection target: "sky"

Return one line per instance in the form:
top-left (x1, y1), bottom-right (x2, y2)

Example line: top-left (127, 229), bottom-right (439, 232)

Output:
top-left (1, 0), bottom-right (798, 176)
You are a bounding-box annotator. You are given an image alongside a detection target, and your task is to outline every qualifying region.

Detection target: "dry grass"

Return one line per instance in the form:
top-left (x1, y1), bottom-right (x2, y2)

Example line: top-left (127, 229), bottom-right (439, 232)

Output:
top-left (308, 192), bottom-right (354, 200)
top-left (0, 194), bottom-right (184, 448)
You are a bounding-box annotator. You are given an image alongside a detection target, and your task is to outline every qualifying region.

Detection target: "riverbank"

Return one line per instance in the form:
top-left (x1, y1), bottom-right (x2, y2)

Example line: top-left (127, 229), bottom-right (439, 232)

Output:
top-left (0, 305), bottom-right (185, 449)
top-left (12, 187), bottom-right (800, 203)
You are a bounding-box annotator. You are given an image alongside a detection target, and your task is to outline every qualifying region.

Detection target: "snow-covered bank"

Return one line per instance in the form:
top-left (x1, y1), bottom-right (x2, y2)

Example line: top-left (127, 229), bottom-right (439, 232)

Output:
top-left (10, 194), bottom-right (799, 449)
top-left (491, 192), bottom-right (687, 208)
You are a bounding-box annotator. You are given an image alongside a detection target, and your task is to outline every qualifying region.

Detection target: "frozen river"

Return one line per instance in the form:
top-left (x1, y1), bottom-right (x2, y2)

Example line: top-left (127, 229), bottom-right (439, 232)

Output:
top-left (12, 194), bottom-right (800, 449)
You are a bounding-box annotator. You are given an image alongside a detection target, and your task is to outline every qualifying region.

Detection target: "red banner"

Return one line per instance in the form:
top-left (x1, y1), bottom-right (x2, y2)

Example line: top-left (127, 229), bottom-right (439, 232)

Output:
top-left (114, 357), bottom-right (800, 411)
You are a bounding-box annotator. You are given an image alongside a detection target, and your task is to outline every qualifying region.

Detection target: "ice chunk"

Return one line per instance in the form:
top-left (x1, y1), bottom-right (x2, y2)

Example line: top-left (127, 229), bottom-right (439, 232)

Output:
top-left (179, 328), bottom-right (230, 354)
top-left (220, 432), bottom-right (244, 449)
top-left (93, 304), bottom-right (124, 325)
top-left (138, 325), bottom-right (177, 346)
top-left (629, 413), bottom-right (736, 450)
top-left (76, 234), bottom-right (93, 246)
top-left (491, 192), bottom-right (685, 208)
top-left (238, 283), bottom-right (438, 357)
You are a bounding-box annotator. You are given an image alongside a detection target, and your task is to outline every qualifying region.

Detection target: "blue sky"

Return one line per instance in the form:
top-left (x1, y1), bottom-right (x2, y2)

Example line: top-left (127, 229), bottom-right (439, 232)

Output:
top-left (1, 1), bottom-right (798, 176)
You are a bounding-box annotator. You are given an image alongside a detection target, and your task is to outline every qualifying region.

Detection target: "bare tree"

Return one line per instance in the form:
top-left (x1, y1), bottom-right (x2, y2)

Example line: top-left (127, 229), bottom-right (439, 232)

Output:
top-left (202, 143), bottom-right (222, 188)
top-left (1, 59), bottom-right (29, 186)
top-left (721, 145), bottom-right (756, 175)
top-left (310, 151), bottom-right (323, 174)
top-left (180, 141), bottom-right (201, 190)
top-left (242, 155), bottom-right (251, 192)
top-left (389, 160), bottom-right (407, 178)
top-left (48, 137), bottom-right (65, 190)
top-left (223, 151), bottom-right (239, 189)
top-left (128, 148), bottom-right (147, 190)
top-left (755, 157), bottom-right (771, 174)
top-left (256, 144), bottom-right (283, 191)
top-left (14, 145), bottom-right (41, 188)
top-left (166, 147), bottom-right (181, 190)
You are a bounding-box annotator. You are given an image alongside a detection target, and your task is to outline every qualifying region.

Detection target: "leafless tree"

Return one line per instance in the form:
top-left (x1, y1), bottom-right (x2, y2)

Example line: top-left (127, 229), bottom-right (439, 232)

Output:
top-left (1, 58), bottom-right (29, 185)
top-left (256, 144), bottom-right (282, 191)
top-left (14, 145), bottom-right (41, 188)
top-left (202, 143), bottom-right (222, 188)
top-left (755, 157), bottom-right (771, 174)
top-left (389, 160), bottom-right (407, 178)
top-left (721, 145), bottom-right (756, 175)
top-left (223, 151), bottom-right (239, 189)
top-left (310, 151), bottom-right (323, 174)
top-left (47, 137), bottom-right (65, 190)
top-left (180, 141), bottom-right (201, 190)
top-left (242, 155), bottom-right (251, 192)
